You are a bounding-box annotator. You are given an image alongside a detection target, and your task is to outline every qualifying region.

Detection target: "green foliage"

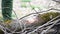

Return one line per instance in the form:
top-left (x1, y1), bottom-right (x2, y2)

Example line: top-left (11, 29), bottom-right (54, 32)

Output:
top-left (21, 3), bottom-right (27, 7)
top-left (21, 0), bottom-right (31, 2)
top-left (30, 5), bottom-right (40, 9)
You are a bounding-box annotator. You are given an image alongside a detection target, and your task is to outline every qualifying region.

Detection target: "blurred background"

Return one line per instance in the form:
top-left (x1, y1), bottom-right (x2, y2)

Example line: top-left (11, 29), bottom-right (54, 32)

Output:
top-left (0, 0), bottom-right (60, 19)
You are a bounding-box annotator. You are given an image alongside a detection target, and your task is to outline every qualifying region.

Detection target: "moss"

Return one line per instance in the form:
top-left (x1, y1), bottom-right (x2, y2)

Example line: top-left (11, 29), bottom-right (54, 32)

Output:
top-left (0, 29), bottom-right (4, 34)
top-left (37, 12), bottom-right (60, 26)
top-left (38, 12), bottom-right (60, 22)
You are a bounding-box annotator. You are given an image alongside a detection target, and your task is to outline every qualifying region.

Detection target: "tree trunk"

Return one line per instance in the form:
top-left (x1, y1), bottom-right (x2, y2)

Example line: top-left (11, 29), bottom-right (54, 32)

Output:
top-left (2, 0), bottom-right (13, 21)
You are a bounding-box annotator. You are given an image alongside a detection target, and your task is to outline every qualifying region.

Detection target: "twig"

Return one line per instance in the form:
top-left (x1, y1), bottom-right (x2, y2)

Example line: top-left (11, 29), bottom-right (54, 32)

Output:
top-left (41, 19), bottom-right (60, 34)
top-left (27, 15), bottom-right (60, 34)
